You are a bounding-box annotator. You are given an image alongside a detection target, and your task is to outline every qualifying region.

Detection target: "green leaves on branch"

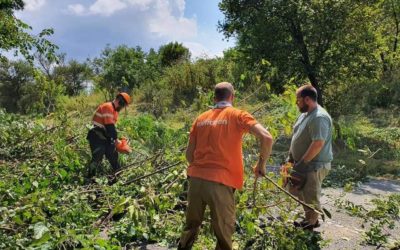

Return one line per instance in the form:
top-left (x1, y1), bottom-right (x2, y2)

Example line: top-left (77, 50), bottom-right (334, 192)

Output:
top-left (0, 1), bottom-right (58, 63)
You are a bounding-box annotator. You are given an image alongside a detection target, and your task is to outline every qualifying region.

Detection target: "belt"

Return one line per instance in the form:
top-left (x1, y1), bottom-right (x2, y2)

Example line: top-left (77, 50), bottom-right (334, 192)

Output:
top-left (294, 161), bottom-right (331, 172)
top-left (310, 162), bottom-right (331, 170)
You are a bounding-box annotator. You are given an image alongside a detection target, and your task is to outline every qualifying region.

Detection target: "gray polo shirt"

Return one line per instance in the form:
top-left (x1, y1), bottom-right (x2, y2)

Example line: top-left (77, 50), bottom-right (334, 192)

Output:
top-left (290, 105), bottom-right (333, 168)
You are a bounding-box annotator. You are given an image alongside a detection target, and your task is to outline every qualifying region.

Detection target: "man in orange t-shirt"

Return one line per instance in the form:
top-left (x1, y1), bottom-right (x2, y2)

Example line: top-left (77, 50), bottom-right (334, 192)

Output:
top-left (178, 82), bottom-right (273, 250)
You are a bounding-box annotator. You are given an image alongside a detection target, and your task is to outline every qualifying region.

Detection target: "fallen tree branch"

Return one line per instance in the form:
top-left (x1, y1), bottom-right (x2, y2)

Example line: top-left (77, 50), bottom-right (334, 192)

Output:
top-left (93, 208), bottom-right (114, 228)
top-left (262, 175), bottom-right (322, 215)
top-left (0, 225), bottom-right (17, 233)
top-left (113, 154), bottom-right (159, 177)
top-left (123, 161), bottom-right (183, 186)
top-left (113, 146), bottom-right (184, 177)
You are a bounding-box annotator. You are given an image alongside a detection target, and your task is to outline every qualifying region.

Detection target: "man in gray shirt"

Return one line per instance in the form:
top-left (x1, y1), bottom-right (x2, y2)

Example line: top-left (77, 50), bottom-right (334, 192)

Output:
top-left (288, 84), bottom-right (333, 230)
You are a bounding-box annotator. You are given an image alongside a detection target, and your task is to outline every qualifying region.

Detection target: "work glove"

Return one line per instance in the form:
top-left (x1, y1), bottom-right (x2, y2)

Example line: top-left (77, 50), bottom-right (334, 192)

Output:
top-left (280, 162), bottom-right (293, 187)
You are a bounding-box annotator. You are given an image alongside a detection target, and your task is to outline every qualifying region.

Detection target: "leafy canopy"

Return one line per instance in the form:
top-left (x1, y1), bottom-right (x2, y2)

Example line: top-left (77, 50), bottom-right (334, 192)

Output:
top-left (0, 0), bottom-right (58, 62)
top-left (219, 0), bottom-right (381, 105)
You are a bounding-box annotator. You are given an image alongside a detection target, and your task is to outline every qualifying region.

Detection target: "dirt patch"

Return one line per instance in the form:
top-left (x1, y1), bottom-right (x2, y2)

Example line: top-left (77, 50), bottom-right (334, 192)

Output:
top-left (318, 178), bottom-right (400, 249)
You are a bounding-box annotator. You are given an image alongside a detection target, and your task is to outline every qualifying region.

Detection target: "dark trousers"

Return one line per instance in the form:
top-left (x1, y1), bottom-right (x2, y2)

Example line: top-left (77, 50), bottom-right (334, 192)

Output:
top-left (86, 129), bottom-right (120, 177)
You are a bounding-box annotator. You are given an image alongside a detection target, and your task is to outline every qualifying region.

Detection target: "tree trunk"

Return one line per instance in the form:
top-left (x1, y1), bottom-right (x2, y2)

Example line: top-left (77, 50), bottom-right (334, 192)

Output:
top-left (288, 18), bottom-right (324, 106)
top-left (387, 0), bottom-right (400, 72)
top-left (390, 0), bottom-right (399, 53)
top-left (380, 52), bottom-right (388, 72)
top-left (312, 78), bottom-right (323, 107)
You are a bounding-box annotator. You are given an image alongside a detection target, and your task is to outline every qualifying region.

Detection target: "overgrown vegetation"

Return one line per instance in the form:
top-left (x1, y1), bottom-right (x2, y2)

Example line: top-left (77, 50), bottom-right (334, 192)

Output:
top-left (1, 0), bottom-right (399, 248)
top-left (0, 103), bottom-right (327, 249)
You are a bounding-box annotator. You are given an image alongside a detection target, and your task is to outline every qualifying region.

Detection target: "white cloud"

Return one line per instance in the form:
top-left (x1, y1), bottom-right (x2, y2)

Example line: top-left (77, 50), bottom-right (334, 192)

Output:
top-left (24, 0), bottom-right (46, 11)
top-left (148, 0), bottom-right (197, 40)
top-left (183, 40), bottom-right (231, 59)
top-left (126, 0), bottom-right (154, 10)
top-left (65, 0), bottom-right (153, 17)
top-left (175, 0), bottom-right (185, 15)
top-left (183, 42), bottom-right (212, 58)
top-left (66, 0), bottom-right (197, 40)
top-left (89, 0), bottom-right (127, 16)
top-left (14, 0), bottom-right (232, 61)
top-left (67, 4), bottom-right (86, 15)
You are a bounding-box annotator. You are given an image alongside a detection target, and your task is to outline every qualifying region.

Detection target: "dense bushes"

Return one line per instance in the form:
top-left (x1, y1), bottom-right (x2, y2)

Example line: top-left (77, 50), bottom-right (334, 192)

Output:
top-left (0, 60), bottom-right (64, 115)
top-left (2, 43), bottom-right (399, 118)
top-left (137, 57), bottom-right (242, 116)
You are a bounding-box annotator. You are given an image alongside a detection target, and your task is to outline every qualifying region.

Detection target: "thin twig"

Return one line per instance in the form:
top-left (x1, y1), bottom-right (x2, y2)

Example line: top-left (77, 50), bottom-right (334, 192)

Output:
top-left (113, 152), bottom-right (164, 177)
top-left (368, 148), bottom-right (382, 159)
top-left (252, 176), bottom-right (258, 208)
top-left (251, 103), bottom-right (270, 115)
top-left (93, 208), bottom-right (114, 228)
top-left (20, 125), bottom-right (63, 147)
top-left (239, 199), bottom-right (286, 209)
top-left (237, 84), bottom-right (266, 105)
top-left (164, 175), bottom-right (182, 191)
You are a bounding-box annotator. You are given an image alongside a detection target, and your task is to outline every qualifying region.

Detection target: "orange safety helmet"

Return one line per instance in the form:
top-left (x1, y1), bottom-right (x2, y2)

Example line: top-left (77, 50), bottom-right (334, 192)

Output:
top-left (117, 92), bottom-right (131, 106)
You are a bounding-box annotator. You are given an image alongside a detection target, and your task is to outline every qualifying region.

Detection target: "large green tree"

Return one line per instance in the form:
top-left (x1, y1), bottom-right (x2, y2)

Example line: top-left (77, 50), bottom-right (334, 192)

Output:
top-left (53, 60), bottom-right (92, 96)
top-left (145, 48), bottom-right (163, 81)
top-left (158, 42), bottom-right (190, 67)
top-left (219, 0), bottom-right (380, 105)
top-left (0, 60), bottom-right (34, 112)
top-left (92, 45), bottom-right (147, 99)
top-left (0, 60), bottom-right (64, 114)
top-left (377, 0), bottom-right (400, 72)
top-left (0, 0), bottom-right (57, 62)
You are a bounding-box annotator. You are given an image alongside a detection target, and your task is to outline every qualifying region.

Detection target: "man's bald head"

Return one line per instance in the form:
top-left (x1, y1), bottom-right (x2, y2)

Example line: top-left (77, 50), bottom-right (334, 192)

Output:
top-left (214, 82), bottom-right (234, 102)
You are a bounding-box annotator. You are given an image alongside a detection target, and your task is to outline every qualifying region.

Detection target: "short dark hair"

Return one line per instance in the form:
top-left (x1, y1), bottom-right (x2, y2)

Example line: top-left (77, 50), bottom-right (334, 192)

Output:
top-left (215, 87), bottom-right (232, 101)
top-left (297, 84), bottom-right (318, 102)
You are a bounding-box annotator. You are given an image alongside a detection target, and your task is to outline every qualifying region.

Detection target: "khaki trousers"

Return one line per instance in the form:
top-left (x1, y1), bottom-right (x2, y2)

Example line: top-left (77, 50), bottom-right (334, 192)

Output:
top-left (289, 166), bottom-right (330, 224)
top-left (178, 177), bottom-right (236, 250)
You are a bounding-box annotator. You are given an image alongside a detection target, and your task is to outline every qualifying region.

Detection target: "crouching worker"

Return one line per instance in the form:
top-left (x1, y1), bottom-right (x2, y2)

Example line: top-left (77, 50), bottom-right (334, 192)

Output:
top-left (86, 92), bottom-right (131, 178)
top-left (177, 82), bottom-right (273, 250)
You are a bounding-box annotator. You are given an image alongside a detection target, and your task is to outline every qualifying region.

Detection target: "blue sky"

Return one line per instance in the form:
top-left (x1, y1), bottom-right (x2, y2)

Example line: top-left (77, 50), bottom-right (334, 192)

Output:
top-left (16, 0), bottom-right (235, 61)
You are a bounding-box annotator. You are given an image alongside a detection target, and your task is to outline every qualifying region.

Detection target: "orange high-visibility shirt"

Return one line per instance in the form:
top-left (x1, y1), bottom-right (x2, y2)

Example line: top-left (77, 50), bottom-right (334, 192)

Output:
top-left (92, 102), bottom-right (118, 128)
top-left (187, 107), bottom-right (258, 189)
